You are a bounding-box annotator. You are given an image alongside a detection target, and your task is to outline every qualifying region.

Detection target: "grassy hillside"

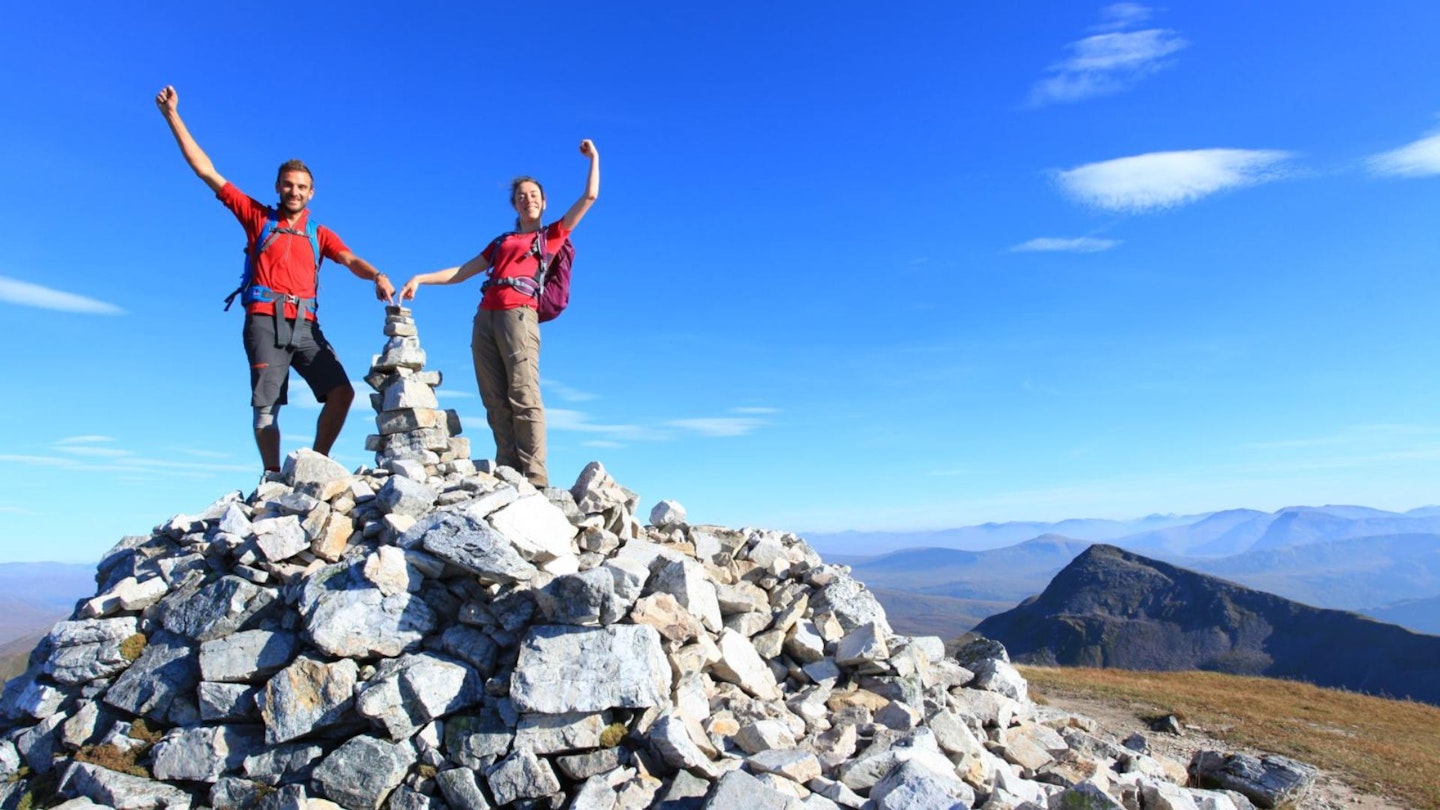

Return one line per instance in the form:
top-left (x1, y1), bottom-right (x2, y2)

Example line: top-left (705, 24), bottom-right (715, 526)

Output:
top-left (0, 633), bottom-right (43, 683)
top-left (1021, 665), bottom-right (1440, 810)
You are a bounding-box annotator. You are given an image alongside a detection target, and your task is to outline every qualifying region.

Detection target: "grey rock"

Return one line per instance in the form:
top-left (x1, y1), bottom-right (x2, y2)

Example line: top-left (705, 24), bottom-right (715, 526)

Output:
top-left (157, 575), bottom-right (278, 642)
top-left (868, 759), bottom-right (973, 809)
top-left (510, 624), bottom-right (672, 713)
top-left (650, 560), bottom-right (722, 633)
top-left (198, 630), bottom-right (301, 683)
top-left (151, 724), bottom-right (265, 782)
top-left (570, 461), bottom-right (634, 514)
top-left (711, 629), bottom-right (781, 700)
top-left (701, 769), bottom-right (800, 809)
top-left (15, 713), bottom-right (66, 773)
top-left (354, 653), bottom-right (481, 740)
top-left (252, 515), bottom-right (309, 562)
top-left (57, 761), bottom-right (194, 809)
top-left (376, 476), bottom-right (439, 518)
top-left (384, 377), bottom-right (440, 411)
top-left (649, 500), bottom-right (687, 528)
top-left (534, 568), bottom-right (625, 626)
top-left (311, 735), bottom-right (416, 810)
top-left (242, 742), bottom-right (325, 786)
top-left (299, 561), bottom-right (436, 658)
top-left (1189, 751), bottom-right (1318, 809)
top-left (282, 448), bottom-right (352, 494)
top-left (0, 740), bottom-right (19, 780)
top-left (259, 656), bottom-right (358, 744)
top-left (197, 681), bottom-right (262, 722)
top-left (387, 785), bottom-right (442, 810)
top-left (953, 636), bottom-right (1009, 667)
top-left (444, 708), bottom-right (513, 770)
top-left (650, 713), bottom-right (717, 777)
top-left (748, 749), bottom-right (822, 783)
top-left (436, 766), bottom-right (494, 809)
top-left (402, 512), bottom-right (538, 585)
top-left (555, 747), bottom-right (626, 781)
top-left (834, 622), bottom-right (889, 670)
top-left (970, 657), bottom-right (1028, 702)
top-left (485, 747), bottom-right (561, 805)
top-left (514, 710), bottom-right (609, 755)
top-left (487, 494), bottom-right (576, 562)
top-left (102, 630), bottom-right (199, 723)
top-left (13, 673), bottom-right (73, 719)
top-left (1054, 780), bottom-right (1126, 809)
top-left (437, 624), bottom-right (500, 676)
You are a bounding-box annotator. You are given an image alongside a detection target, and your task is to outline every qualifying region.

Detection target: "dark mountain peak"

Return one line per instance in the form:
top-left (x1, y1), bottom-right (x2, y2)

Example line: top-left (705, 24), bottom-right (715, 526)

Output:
top-left (976, 543), bottom-right (1440, 704)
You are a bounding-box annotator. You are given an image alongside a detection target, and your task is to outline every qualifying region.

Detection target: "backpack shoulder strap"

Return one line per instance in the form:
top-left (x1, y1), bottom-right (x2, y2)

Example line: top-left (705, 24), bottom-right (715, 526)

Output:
top-left (225, 208), bottom-right (282, 310)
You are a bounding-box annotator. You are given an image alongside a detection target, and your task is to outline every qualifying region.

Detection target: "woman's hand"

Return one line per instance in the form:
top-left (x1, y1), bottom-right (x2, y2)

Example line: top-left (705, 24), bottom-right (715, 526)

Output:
top-left (399, 277), bottom-right (422, 300)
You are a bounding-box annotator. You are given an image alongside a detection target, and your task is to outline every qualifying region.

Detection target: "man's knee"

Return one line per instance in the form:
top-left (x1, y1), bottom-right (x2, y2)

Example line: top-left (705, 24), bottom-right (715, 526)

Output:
top-left (253, 405), bottom-right (282, 431)
top-left (323, 383), bottom-right (355, 408)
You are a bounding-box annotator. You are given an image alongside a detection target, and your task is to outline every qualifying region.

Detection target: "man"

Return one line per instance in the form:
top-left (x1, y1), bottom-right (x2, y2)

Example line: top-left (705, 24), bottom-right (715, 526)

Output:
top-left (155, 85), bottom-right (395, 475)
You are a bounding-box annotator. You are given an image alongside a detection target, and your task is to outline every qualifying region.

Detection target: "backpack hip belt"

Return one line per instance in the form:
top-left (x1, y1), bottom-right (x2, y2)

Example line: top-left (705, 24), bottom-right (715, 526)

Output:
top-left (251, 288), bottom-right (318, 349)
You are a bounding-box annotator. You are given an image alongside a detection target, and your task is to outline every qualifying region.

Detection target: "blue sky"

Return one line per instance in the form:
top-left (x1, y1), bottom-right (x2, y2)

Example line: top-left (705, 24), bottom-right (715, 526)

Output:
top-left (4, 1), bottom-right (1440, 562)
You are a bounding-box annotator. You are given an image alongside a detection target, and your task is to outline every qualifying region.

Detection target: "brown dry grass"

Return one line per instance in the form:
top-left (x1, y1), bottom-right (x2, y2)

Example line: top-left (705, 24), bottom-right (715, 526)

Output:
top-left (1020, 665), bottom-right (1440, 810)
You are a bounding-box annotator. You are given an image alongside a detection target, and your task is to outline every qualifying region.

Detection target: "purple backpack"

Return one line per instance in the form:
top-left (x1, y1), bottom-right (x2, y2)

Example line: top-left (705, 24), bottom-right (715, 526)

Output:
top-left (481, 228), bottom-right (575, 323)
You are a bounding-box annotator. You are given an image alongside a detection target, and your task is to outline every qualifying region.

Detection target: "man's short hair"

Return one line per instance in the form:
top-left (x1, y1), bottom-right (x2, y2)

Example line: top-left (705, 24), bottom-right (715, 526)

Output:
top-left (276, 159), bottom-right (314, 185)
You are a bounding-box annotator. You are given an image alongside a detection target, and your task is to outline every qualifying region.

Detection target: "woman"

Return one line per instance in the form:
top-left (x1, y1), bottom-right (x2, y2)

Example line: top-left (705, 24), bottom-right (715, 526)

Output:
top-left (400, 140), bottom-right (599, 488)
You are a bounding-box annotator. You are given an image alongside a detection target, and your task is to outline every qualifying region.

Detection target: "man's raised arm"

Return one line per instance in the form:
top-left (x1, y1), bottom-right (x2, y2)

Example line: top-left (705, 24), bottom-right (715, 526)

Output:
top-left (155, 86), bottom-right (227, 193)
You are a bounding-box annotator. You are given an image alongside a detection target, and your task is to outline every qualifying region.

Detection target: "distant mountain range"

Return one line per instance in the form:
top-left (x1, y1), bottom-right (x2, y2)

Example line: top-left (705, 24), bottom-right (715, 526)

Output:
top-left (973, 545), bottom-right (1440, 704)
top-left (819, 505), bottom-right (1440, 637)
top-left (0, 563), bottom-right (93, 649)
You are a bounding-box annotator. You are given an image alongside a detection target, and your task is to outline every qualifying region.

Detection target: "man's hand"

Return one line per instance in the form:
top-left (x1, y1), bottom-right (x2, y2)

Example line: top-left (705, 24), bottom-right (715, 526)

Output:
top-left (579, 139), bottom-right (597, 159)
top-left (155, 85), bottom-right (179, 117)
top-left (375, 274), bottom-right (396, 304)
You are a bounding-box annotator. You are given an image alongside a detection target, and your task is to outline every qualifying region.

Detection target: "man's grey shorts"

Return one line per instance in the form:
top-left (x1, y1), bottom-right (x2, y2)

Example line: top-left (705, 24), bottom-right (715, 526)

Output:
top-left (243, 313), bottom-right (349, 407)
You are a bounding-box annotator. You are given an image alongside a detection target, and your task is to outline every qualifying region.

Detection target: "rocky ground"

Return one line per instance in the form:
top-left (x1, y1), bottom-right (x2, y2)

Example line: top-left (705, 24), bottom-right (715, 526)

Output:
top-left (1033, 686), bottom-right (1405, 810)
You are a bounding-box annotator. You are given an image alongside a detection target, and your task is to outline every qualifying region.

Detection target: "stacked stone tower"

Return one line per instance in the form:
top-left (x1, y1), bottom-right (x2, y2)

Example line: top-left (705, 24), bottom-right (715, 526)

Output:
top-left (364, 306), bottom-right (472, 478)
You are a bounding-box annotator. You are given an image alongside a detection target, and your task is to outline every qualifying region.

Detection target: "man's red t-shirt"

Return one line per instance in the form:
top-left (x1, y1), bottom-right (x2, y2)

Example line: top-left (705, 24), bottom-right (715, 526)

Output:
top-left (217, 183), bottom-right (350, 321)
top-left (479, 221), bottom-right (570, 311)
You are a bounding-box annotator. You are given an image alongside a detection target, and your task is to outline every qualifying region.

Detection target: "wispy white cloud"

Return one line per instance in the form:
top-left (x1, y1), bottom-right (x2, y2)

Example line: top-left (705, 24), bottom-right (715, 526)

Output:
top-left (544, 379), bottom-right (599, 403)
top-left (583, 440), bottom-right (624, 449)
top-left (548, 409), bottom-right (656, 443)
top-left (0, 437), bottom-right (254, 478)
top-left (0, 276), bottom-right (125, 315)
top-left (56, 435), bottom-right (115, 445)
top-left (1093, 2), bottom-right (1153, 31)
top-left (1056, 149), bottom-right (1293, 213)
top-left (1366, 132), bottom-right (1440, 178)
top-left (1010, 237), bottom-right (1122, 253)
top-left (548, 406), bottom-right (773, 444)
top-left (666, 417), bottom-right (764, 438)
top-left (1029, 5), bottom-right (1187, 106)
top-left (434, 389), bottom-right (476, 400)
top-left (55, 445), bottom-right (131, 458)
top-left (0, 505), bottom-right (33, 514)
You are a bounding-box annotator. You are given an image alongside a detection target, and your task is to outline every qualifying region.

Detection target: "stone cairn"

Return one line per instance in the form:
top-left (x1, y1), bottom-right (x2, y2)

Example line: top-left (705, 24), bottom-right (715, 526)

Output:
top-left (365, 306), bottom-right (470, 478)
top-left (0, 321), bottom-right (1301, 810)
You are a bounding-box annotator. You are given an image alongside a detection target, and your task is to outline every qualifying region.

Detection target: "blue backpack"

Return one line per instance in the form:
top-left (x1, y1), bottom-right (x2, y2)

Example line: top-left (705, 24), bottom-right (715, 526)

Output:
top-left (222, 209), bottom-right (323, 311)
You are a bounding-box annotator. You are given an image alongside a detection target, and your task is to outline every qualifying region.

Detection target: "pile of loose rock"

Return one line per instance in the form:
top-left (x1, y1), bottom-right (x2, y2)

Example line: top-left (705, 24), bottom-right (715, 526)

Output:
top-left (0, 313), bottom-right (1315, 810)
top-left (0, 454), bottom-right (1298, 810)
